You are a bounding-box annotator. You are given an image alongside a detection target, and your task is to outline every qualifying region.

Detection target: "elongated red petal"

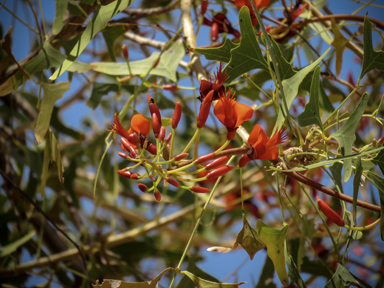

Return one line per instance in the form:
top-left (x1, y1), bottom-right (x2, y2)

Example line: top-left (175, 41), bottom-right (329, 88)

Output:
top-left (167, 178), bottom-right (180, 188)
top-left (239, 154), bottom-right (252, 167)
top-left (152, 112), bottom-right (161, 138)
top-left (154, 190), bottom-right (162, 202)
top-left (197, 90), bottom-right (214, 128)
top-left (138, 183), bottom-right (148, 192)
top-left (206, 165), bottom-right (233, 179)
top-left (121, 138), bottom-right (138, 158)
top-left (205, 156), bottom-right (230, 170)
top-left (159, 126), bottom-right (166, 142)
top-left (317, 196), bottom-right (345, 227)
top-left (174, 153), bottom-right (189, 161)
top-left (195, 153), bottom-right (215, 165)
top-left (172, 102), bottom-right (182, 129)
top-left (191, 186), bottom-right (211, 193)
top-left (117, 170), bottom-right (132, 179)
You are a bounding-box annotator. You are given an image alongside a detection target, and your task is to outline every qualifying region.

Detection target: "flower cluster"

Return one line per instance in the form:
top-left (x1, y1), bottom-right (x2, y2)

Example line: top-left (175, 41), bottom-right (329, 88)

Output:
top-left (110, 65), bottom-right (288, 201)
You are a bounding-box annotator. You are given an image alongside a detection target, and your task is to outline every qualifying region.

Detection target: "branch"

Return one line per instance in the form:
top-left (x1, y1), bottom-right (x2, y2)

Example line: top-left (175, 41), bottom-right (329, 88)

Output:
top-left (123, 0), bottom-right (180, 21)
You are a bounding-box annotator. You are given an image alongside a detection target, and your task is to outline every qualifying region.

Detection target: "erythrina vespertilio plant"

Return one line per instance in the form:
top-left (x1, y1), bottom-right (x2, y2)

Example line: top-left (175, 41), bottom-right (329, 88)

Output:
top-left (5, 1), bottom-right (384, 287)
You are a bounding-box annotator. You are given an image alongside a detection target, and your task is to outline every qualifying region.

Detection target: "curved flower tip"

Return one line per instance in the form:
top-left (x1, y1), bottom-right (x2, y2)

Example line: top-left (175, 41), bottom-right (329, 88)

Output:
top-left (131, 114), bottom-right (151, 137)
top-left (108, 113), bottom-right (131, 139)
top-left (214, 88), bottom-right (253, 139)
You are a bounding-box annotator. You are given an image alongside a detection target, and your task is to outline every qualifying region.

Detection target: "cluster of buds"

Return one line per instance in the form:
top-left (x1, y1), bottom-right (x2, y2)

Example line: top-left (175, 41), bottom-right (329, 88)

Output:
top-left (110, 64), bottom-right (289, 201)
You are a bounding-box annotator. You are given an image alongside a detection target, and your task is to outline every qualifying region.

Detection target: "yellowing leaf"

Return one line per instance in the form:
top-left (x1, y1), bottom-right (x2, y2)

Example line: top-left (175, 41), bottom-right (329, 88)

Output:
top-left (92, 267), bottom-right (173, 288)
top-left (331, 19), bottom-right (347, 76)
top-left (256, 219), bottom-right (289, 287)
top-left (181, 271), bottom-right (245, 288)
top-left (207, 215), bottom-right (265, 260)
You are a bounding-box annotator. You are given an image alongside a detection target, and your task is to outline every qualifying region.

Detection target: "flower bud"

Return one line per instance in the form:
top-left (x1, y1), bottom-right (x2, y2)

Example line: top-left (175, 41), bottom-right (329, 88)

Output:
top-left (172, 102), bottom-right (182, 129)
top-left (163, 145), bottom-right (170, 160)
top-left (239, 154), bottom-right (251, 168)
top-left (174, 153), bottom-right (189, 161)
top-left (159, 126), bottom-right (166, 142)
top-left (120, 144), bottom-right (127, 151)
top-left (133, 133), bottom-right (141, 148)
top-left (122, 44), bottom-right (128, 59)
top-left (197, 90), bottom-right (214, 128)
top-left (211, 22), bottom-right (219, 42)
top-left (167, 178), bottom-right (180, 188)
top-left (152, 112), bottom-right (161, 138)
top-left (206, 165), bottom-right (233, 179)
top-left (163, 84), bottom-right (179, 91)
top-left (118, 152), bottom-right (129, 159)
top-left (117, 170), bottom-right (132, 179)
top-left (154, 190), bottom-right (162, 202)
top-left (205, 156), bottom-right (230, 170)
top-left (194, 153), bottom-right (215, 165)
top-left (138, 183), bottom-right (148, 192)
top-left (146, 142), bottom-right (157, 155)
top-left (191, 186), bottom-right (211, 193)
top-left (200, 0), bottom-right (208, 16)
top-left (149, 174), bottom-right (156, 182)
top-left (130, 173), bottom-right (140, 180)
top-left (164, 133), bottom-right (172, 144)
top-left (121, 138), bottom-right (138, 158)
top-left (316, 196), bottom-right (345, 227)
top-left (147, 94), bottom-right (162, 126)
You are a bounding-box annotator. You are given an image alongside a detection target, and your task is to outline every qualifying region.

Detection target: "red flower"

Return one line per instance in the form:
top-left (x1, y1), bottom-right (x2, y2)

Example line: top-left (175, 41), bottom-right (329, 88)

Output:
top-left (234, 0), bottom-right (270, 26)
top-left (214, 88), bottom-right (254, 140)
top-left (239, 125), bottom-right (288, 167)
top-left (199, 62), bottom-right (229, 102)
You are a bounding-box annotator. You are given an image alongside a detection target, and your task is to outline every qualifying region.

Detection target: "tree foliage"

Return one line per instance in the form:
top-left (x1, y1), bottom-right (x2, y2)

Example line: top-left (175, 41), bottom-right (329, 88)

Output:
top-left (1, 0), bottom-right (384, 287)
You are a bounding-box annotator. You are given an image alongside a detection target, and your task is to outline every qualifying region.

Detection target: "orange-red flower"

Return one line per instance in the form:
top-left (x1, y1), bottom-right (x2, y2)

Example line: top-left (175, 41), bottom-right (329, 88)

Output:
top-left (109, 113), bottom-right (151, 149)
top-left (239, 124), bottom-right (288, 167)
top-left (214, 89), bottom-right (253, 140)
top-left (234, 0), bottom-right (270, 26)
top-left (199, 62), bottom-right (229, 102)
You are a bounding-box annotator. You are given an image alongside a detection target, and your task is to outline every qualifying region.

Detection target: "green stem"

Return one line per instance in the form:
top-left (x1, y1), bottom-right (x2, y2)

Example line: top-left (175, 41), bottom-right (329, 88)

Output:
top-left (182, 128), bottom-right (200, 154)
top-left (215, 140), bottom-right (230, 154)
top-left (324, 87), bottom-right (357, 125)
top-left (276, 174), bottom-right (285, 223)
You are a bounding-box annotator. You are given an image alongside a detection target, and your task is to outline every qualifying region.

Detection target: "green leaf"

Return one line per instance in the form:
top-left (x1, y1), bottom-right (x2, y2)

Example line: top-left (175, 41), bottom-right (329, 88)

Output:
top-left (175, 260), bottom-right (220, 288)
top-left (0, 41), bottom-right (65, 96)
top-left (91, 40), bottom-right (185, 82)
top-left (298, 215), bottom-right (316, 270)
top-left (330, 93), bottom-right (368, 182)
top-left (270, 37), bottom-right (296, 81)
top-left (41, 129), bottom-right (65, 197)
top-left (366, 171), bottom-right (384, 241)
top-left (286, 255), bottom-right (307, 288)
top-left (256, 219), bottom-right (289, 286)
top-left (359, 16), bottom-right (384, 81)
top-left (325, 264), bottom-right (371, 288)
top-left (330, 162), bottom-right (344, 193)
top-left (52, 0), bottom-right (68, 35)
top-left (181, 271), bottom-right (245, 288)
top-left (50, 0), bottom-right (135, 80)
top-left (255, 256), bottom-right (276, 288)
top-left (194, 38), bottom-right (239, 63)
top-left (87, 83), bottom-right (119, 110)
top-left (0, 230), bottom-right (35, 257)
top-left (298, 66), bottom-right (323, 130)
top-left (352, 157), bottom-right (363, 223)
top-left (35, 82), bottom-right (70, 144)
top-left (273, 48), bottom-right (329, 132)
top-left (372, 149), bottom-right (384, 175)
top-left (102, 26), bottom-right (125, 62)
top-left (92, 267), bottom-right (173, 288)
top-left (222, 6), bottom-right (269, 83)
